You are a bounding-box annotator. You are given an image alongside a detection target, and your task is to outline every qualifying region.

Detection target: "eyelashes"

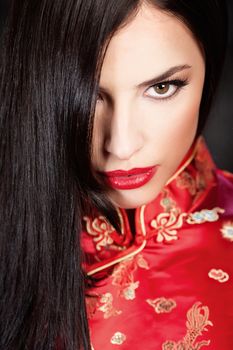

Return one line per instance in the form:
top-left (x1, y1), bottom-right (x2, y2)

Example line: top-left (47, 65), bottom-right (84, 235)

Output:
top-left (96, 77), bottom-right (190, 103)
top-left (145, 78), bottom-right (189, 101)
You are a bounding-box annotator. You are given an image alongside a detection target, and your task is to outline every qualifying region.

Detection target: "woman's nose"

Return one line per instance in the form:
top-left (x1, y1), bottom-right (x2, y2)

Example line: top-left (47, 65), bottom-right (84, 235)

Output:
top-left (104, 105), bottom-right (143, 161)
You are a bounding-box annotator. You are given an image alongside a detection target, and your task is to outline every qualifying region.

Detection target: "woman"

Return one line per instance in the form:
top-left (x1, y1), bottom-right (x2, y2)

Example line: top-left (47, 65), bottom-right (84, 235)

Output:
top-left (0, 0), bottom-right (231, 349)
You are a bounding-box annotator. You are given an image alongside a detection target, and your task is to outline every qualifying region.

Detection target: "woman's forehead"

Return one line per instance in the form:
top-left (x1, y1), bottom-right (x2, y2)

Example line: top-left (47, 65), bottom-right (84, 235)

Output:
top-left (99, 4), bottom-right (204, 91)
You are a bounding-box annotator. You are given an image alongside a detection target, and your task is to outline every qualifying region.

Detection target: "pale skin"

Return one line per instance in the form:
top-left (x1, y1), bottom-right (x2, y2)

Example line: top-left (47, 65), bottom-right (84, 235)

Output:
top-left (92, 3), bottom-right (205, 210)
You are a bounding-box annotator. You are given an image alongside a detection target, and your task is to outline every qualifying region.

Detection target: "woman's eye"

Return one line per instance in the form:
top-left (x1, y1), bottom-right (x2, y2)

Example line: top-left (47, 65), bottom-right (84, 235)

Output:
top-left (145, 79), bottom-right (188, 100)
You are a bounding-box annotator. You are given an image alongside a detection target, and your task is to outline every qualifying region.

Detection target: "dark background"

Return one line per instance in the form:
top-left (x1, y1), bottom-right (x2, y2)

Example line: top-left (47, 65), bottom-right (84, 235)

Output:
top-left (0, 1), bottom-right (233, 171)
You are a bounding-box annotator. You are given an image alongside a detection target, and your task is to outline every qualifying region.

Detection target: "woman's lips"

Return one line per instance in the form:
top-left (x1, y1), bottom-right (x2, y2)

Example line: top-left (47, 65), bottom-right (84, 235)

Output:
top-left (101, 166), bottom-right (158, 190)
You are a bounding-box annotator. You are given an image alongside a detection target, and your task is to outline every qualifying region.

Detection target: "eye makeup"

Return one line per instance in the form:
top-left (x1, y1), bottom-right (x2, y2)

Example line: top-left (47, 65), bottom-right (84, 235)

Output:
top-left (145, 77), bottom-right (190, 101)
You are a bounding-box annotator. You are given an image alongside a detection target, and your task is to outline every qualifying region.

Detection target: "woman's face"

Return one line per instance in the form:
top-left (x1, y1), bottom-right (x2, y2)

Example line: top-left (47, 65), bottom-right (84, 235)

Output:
top-left (92, 4), bottom-right (205, 209)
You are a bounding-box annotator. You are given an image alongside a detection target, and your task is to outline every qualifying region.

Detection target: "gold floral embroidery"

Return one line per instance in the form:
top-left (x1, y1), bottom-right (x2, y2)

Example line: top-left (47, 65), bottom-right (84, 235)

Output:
top-left (84, 205), bottom-right (224, 253)
top-left (195, 146), bottom-right (215, 191)
top-left (98, 292), bottom-right (122, 319)
top-left (162, 302), bottom-right (213, 350)
top-left (220, 221), bottom-right (233, 242)
top-left (176, 171), bottom-right (197, 196)
top-left (137, 254), bottom-right (149, 268)
top-left (146, 297), bottom-right (177, 313)
top-left (150, 210), bottom-right (187, 243)
top-left (111, 254), bottom-right (149, 300)
top-left (123, 281), bottom-right (139, 300)
top-left (83, 215), bottom-right (124, 252)
top-left (160, 189), bottom-right (180, 213)
top-left (149, 207), bottom-right (224, 243)
top-left (162, 341), bottom-right (177, 349)
top-left (186, 207), bottom-right (224, 224)
top-left (111, 332), bottom-right (126, 345)
top-left (208, 268), bottom-right (229, 283)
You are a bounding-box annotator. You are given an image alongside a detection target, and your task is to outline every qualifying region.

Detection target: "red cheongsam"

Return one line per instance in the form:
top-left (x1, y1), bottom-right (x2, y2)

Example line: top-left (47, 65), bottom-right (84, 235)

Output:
top-left (81, 136), bottom-right (233, 350)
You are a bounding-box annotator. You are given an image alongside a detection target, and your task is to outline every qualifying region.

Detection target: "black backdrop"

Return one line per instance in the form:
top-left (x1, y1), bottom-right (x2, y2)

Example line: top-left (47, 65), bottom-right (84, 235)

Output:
top-left (0, 1), bottom-right (232, 171)
top-left (203, 2), bottom-right (233, 171)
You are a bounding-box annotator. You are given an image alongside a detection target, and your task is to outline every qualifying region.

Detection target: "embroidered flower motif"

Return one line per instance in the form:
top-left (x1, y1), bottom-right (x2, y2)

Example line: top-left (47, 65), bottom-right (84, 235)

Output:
top-left (110, 332), bottom-right (126, 345)
top-left (136, 254), bottom-right (150, 269)
top-left (162, 341), bottom-right (177, 350)
top-left (176, 171), bottom-right (197, 196)
top-left (162, 302), bottom-right (213, 350)
top-left (146, 297), bottom-right (177, 314)
top-left (195, 137), bottom-right (215, 188)
top-left (111, 254), bottom-right (149, 300)
top-left (122, 281), bottom-right (139, 300)
top-left (148, 207), bottom-right (224, 244)
top-left (220, 222), bottom-right (233, 242)
top-left (150, 210), bottom-right (187, 243)
top-left (98, 292), bottom-right (122, 319)
top-left (160, 189), bottom-right (179, 213)
top-left (83, 215), bottom-right (122, 252)
top-left (208, 268), bottom-right (229, 283)
top-left (186, 207), bottom-right (224, 224)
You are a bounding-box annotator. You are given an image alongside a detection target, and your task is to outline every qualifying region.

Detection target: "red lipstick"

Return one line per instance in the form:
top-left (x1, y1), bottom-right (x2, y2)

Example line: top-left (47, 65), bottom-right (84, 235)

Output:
top-left (102, 166), bottom-right (158, 190)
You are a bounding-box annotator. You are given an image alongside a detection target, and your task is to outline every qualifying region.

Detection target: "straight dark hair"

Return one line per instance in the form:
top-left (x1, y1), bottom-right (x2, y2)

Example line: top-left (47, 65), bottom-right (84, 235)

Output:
top-left (0, 0), bottom-right (227, 349)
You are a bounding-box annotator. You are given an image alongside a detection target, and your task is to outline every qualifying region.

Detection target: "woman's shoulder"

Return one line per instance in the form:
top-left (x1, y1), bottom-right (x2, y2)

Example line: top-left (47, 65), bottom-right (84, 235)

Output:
top-left (217, 168), bottom-right (233, 183)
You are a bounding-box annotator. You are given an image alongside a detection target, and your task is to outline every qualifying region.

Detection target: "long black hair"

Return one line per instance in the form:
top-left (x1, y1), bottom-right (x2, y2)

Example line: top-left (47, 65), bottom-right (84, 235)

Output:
top-left (0, 0), bottom-right (227, 349)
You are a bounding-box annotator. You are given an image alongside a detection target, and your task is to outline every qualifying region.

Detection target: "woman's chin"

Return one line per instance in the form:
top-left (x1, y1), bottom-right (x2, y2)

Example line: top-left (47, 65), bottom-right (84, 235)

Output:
top-left (108, 187), bottom-right (160, 209)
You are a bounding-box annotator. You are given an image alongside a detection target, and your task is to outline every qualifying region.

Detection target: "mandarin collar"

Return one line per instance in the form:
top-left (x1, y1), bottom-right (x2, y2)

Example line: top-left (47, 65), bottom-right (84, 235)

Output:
top-left (122, 136), bottom-right (217, 243)
top-left (83, 136), bottom-right (218, 275)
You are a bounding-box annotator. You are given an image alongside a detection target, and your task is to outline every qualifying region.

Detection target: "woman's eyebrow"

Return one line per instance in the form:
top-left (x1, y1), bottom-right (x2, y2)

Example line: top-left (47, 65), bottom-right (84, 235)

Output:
top-left (137, 64), bottom-right (192, 88)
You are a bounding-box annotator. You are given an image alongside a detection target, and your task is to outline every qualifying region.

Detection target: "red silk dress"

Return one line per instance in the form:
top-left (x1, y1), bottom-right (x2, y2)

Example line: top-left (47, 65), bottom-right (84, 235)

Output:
top-left (81, 136), bottom-right (233, 350)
